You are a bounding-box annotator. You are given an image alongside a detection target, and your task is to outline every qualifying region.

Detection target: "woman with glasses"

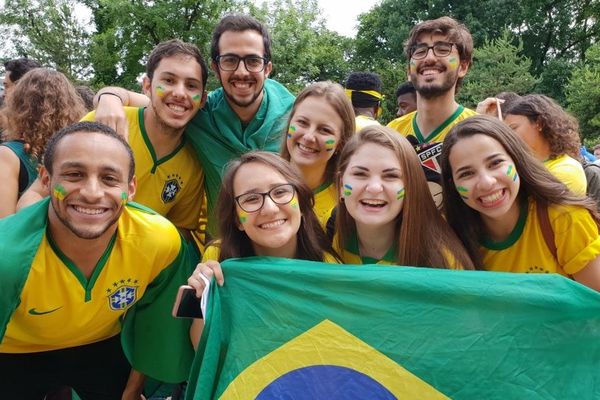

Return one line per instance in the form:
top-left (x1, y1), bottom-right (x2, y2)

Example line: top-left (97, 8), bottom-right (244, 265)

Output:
top-left (186, 151), bottom-right (339, 345)
top-left (333, 125), bottom-right (473, 269)
top-left (441, 115), bottom-right (600, 291)
top-left (280, 81), bottom-right (355, 227)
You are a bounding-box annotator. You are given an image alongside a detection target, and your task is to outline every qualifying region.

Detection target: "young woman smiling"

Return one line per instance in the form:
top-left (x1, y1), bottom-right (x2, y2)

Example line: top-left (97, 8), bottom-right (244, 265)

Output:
top-left (333, 125), bottom-right (473, 269)
top-left (281, 81), bottom-right (355, 227)
top-left (441, 115), bottom-right (600, 291)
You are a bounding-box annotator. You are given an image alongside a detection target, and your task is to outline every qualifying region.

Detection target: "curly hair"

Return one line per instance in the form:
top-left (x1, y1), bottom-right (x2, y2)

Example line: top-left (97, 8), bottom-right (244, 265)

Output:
top-left (504, 94), bottom-right (581, 160)
top-left (4, 68), bottom-right (86, 161)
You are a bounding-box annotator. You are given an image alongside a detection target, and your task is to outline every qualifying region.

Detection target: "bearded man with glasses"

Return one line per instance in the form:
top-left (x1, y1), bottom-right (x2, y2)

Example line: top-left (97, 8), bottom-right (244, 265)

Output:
top-left (387, 16), bottom-right (476, 207)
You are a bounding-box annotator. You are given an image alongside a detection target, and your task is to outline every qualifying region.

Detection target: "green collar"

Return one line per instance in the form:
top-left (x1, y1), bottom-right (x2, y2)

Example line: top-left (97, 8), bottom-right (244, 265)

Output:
top-left (413, 104), bottom-right (465, 143)
top-left (346, 232), bottom-right (396, 264)
top-left (481, 197), bottom-right (528, 250)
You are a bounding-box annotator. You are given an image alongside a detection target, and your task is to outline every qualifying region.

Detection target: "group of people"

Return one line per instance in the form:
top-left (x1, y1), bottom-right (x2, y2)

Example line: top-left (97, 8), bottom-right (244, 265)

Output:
top-left (1, 11), bottom-right (600, 400)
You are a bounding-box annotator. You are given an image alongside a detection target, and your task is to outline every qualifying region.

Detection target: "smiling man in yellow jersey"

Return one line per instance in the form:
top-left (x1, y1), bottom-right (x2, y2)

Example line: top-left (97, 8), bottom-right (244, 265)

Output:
top-left (0, 122), bottom-right (192, 399)
top-left (387, 16), bottom-right (476, 206)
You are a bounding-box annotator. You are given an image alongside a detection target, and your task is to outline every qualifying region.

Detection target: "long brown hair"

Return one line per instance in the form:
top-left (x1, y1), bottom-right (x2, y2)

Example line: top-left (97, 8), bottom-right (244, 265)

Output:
top-left (440, 115), bottom-right (599, 266)
top-left (4, 68), bottom-right (86, 160)
top-left (281, 81), bottom-right (355, 184)
top-left (504, 94), bottom-right (581, 160)
top-left (216, 151), bottom-right (336, 261)
top-left (335, 125), bottom-right (474, 269)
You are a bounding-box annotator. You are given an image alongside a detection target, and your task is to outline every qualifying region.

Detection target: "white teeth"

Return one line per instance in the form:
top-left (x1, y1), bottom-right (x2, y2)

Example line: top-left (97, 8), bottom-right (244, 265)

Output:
top-left (298, 143), bottom-right (318, 153)
top-left (233, 82), bottom-right (252, 88)
top-left (361, 199), bottom-right (386, 206)
top-left (480, 190), bottom-right (503, 204)
top-left (260, 219), bottom-right (285, 229)
top-left (168, 104), bottom-right (185, 112)
top-left (74, 206), bottom-right (105, 215)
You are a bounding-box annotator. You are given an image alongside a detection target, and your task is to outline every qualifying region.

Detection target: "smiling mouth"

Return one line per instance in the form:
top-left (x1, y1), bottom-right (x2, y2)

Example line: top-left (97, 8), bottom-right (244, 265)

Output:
top-left (72, 205), bottom-right (108, 215)
top-left (297, 143), bottom-right (319, 153)
top-left (259, 219), bottom-right (286, 229)
top-left (360, 199), bottom-right (387, 208)
top-left (479, 189), bottom-right (505, 207)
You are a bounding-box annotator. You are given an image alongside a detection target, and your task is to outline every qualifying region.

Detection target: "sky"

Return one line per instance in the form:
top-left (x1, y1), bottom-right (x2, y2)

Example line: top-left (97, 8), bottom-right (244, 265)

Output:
top-left (313, 0), bottom-right (381, 37)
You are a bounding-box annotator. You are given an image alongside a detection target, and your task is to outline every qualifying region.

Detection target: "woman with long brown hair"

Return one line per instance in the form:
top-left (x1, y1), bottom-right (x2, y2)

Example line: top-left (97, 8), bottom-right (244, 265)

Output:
top-left (333, 125), bottom-right (473, 268)
top-left (0, 68), bottom-right (86, 217)
top-left (441, 115), bottom-right (600, 291)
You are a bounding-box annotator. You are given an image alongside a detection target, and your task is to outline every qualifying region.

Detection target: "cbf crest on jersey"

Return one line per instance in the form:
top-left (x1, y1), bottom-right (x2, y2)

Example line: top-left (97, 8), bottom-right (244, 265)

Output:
top-left (162, 173), bottom-right (183, 203)
top-left (106, 279), bottom-right (138, 311)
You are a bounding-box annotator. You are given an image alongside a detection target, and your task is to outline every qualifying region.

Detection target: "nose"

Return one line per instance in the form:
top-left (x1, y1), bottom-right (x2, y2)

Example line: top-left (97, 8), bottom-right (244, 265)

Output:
top-left (171, 80), bottom-right (186, 98)
top-left (477, 171), bottom-right (497, 189)
top-left (422, 47), bottom-right (437, 63)
top-left (260, 195), bottom-right (279, 214)
top-left (79, 178), bottom-right (103, 202)
top-left (365, 177), bottom-right (384, 193)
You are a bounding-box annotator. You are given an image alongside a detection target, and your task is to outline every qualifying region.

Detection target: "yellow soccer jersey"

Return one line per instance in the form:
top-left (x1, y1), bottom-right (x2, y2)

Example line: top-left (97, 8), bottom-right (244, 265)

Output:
top-left (333, 233), bottom-right (395, 265)
top-left (544, 154), bottom-right (587, 196)
top-left (82, 107), bottom-right (204, 229)
top-left (1, 203), bottom-right (183, 353)
top-left (481, 198), bottom-right (600, 276)
top-left (202, 243), bottom-right (339, 263)
top-left (355, 115), bottom-right (381, 133)
top-left (314, 182), bottom-right (337, 229)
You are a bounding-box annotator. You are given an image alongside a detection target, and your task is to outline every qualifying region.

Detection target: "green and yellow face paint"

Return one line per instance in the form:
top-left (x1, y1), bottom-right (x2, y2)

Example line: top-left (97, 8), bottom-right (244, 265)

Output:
top-left (287, 125), bottom-right (296, 139)
top-left (290, 194), bottom-right (299, 209)
top-left (506, 164), bottom-right (518, 182)
top-left (396, 187), bottom-right (405, 200)
top-left (343, 184), bottom-right (352, 197)
top-left (155, 85), bottom-right (165, 98)
top-left (53, 184), bottom-right (67, 201)
top-left (192, 94), bottom-right (202, 108)
top-left (121, 192), bottom-right (128, 206)
top-left (324, 138), bottom-right (336, 152)
top-left (456, 185), bottom-right (469, 200)
top-left (238, 209), bottom-right (249, 224)
top-left (448, 56), bottom-right (459, 70)
top-left (409, 59), bottom-right (417, 74)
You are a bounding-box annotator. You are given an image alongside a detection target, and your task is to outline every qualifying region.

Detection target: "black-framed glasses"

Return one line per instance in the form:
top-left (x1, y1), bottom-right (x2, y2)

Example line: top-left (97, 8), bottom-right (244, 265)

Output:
top-left (216, 54), bottom-right (268, 72)
top-left (235, 184), bottom-right (296, 213)
top-left (410, 42), bottom-right (455, 60)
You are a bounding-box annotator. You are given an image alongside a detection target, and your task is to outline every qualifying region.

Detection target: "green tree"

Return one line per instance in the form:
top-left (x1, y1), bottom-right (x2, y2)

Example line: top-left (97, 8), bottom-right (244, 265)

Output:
top-left (566, 43), bottom-right (600, 143)
top-left (258, 0), bottom-right (353, 93)
top-left (458, 32), bottom-right (538, 108)
top-left (0, 0), bottom-right (92, 81)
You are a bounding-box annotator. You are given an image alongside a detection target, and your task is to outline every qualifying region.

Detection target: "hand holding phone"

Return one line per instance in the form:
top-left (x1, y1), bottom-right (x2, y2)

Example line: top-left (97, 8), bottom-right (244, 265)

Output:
top-left (172, 285), bottom-right (203, 319)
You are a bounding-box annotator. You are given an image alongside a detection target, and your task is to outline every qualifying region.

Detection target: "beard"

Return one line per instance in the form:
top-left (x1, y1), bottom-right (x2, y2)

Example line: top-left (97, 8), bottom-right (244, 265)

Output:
top-left (412, 67), bottom-right (459, 99)
top-left (50, 199), bottom-right (121, 240)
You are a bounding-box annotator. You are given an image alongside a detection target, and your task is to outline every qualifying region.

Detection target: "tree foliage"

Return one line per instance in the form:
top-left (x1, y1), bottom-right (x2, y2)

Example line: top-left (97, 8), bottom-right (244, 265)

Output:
top-left (0, 0), bottom-right (92, 81)
top-left (458, 31), bottom-right (538, 108)
top-left (566, 43), bottom-right (600, 143)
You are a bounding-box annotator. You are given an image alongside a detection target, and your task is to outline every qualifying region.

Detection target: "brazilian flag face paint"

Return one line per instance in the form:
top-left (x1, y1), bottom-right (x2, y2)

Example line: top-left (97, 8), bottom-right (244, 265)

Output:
top-left (396, 188), bottom-right (405, 200)
top-left (238, 209), bottom-right (249, 224)
top-left (456, 186), bottom-right (469, 200)
top-left (287, 125), bottom-right (297, 139)
top-left (448, 56), bottom-right (459, 70)
top-left (324, 139), bottom-right (336, 152)
top-left (343, 184), bottom-right (352, 197)
top-left (290, 194), bottom-right (299, 209)
top-left (506, 165), bottom-right (518, 182)
top-left (192, 94), bottom-right (202, 108)
top-left (121, 192), bottom-right (128, 206)
top-left (155, 85), bottom-right (165, 98)
top-left (53, 184), bottom-right (67, 201)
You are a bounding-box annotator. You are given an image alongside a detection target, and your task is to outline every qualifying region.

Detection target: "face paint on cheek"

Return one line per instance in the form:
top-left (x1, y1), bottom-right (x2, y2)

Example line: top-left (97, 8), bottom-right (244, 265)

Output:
top-left (287, 125), bottom-right (296, 139)
top-left (409, 59), bottom-right (417, 74)
top-left (121, 192), bottom-right (128, 206)
top-left (290, 195), bottom-right (299, 209)
top-left (396, 187), bottom-right (405, 200)
top-left (155, 85), bottom-right (165, 98)
top-left (343, 184), bottom-right (352, 197)
top-left (192, 94), bottom-right (202, 107)
top-left (238, 209), bottom-right (248, 224)
top-left (53, 184), bottom-right (67, 201)
top-left (456, 185), bottom-right (469, 200)
top-left (448, 56), bottom-right (459, 70)
top-left (324, 139), bottom-right (336, 152)
top-left (506, 164), bottom-right (519, 182)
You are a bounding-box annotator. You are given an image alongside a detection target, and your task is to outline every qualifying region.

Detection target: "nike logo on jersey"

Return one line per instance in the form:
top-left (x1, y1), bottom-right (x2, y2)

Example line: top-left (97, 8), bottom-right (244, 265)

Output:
top-left (28, 306), bottom-right (62, 315)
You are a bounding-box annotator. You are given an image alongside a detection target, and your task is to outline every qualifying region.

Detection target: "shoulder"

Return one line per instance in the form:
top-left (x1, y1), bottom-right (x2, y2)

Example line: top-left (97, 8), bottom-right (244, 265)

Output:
top-left (0, 144), bottom-right (21, 169)
top-left (119, 203), bottom-right (182, 252)
top-left (202, 241), bottom-right (221, 262)
top-left (386, 113), bottom-right (414, 134)
top-left (460, 107), bottom-right (478, 118)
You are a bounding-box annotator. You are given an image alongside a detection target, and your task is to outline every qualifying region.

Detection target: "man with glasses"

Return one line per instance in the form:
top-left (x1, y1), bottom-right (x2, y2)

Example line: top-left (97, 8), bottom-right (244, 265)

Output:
top-left (92, 14), bottom-right (295, 245)
top-left (387, 16), bottom-right (476, 206)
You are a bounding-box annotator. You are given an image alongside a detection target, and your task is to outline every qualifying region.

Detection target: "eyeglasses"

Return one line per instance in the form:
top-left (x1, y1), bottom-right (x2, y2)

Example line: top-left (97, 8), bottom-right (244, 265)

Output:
top-left (216, 54), bottom-right (268, 72)
top-left (235, 184), bottom-right (296, 213)
top-left (410, 42), bottom-right (455, 60)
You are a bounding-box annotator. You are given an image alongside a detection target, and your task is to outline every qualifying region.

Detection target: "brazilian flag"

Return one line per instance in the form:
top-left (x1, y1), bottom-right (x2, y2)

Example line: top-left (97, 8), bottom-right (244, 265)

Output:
top-left (186, 258), bottom-right (600, 399)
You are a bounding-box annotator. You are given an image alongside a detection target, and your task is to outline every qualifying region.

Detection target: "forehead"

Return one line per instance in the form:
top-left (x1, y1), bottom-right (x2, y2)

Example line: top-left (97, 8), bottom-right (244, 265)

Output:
top-left (294, 96), bottom-right (343, 122)
top-left (153, 55), bottom-right (203, 79)
top-left (348, 142), bottom-right (400, 168)
top-left (397, 92), bottom-right (416, 103)
top-left (415, 32), bottom-right (450, 45)
top-left (53, 132), bottom-right (130, 172)
top-left (233, 162), bottom-right (287, 193)
top-left (450, 134), bottom-right (507, 163)
top-left (218, 30), bottom-right (265, 55)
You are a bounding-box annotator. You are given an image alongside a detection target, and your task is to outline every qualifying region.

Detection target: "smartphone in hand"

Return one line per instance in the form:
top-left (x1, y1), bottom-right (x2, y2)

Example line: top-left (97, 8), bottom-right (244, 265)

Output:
top-left (172, 285), bottom-right (203, 319)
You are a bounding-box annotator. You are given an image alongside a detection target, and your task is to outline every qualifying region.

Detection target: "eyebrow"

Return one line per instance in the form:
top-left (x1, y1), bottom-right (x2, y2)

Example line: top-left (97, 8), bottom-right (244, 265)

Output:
top-left (238, 183), bottom-right (289, 196)
top-left (350, 166), bottom-right (401, 173)
top-left (158, 71), bottom-right (201, 84)
top-left (59, 162), bottom-right (124, 175)
top-left (454, 153), bottom-right (504, 174)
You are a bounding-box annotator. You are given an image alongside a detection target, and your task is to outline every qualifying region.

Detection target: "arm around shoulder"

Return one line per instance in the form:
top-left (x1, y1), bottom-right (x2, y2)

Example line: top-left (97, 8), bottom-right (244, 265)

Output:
top-left (0, 146), bottom-right (21, 218)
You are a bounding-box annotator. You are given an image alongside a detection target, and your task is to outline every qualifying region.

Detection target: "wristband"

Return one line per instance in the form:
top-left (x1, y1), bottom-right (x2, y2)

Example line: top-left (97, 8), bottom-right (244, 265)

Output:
top-left (97, 91), bottom-right (123, 104)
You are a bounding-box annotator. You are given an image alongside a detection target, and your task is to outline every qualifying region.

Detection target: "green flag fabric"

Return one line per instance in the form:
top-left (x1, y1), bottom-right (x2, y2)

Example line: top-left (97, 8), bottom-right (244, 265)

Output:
top-left (185, 79), bottom-right (295, 235)
top-left (187, 257), bottom-right (600, 399)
